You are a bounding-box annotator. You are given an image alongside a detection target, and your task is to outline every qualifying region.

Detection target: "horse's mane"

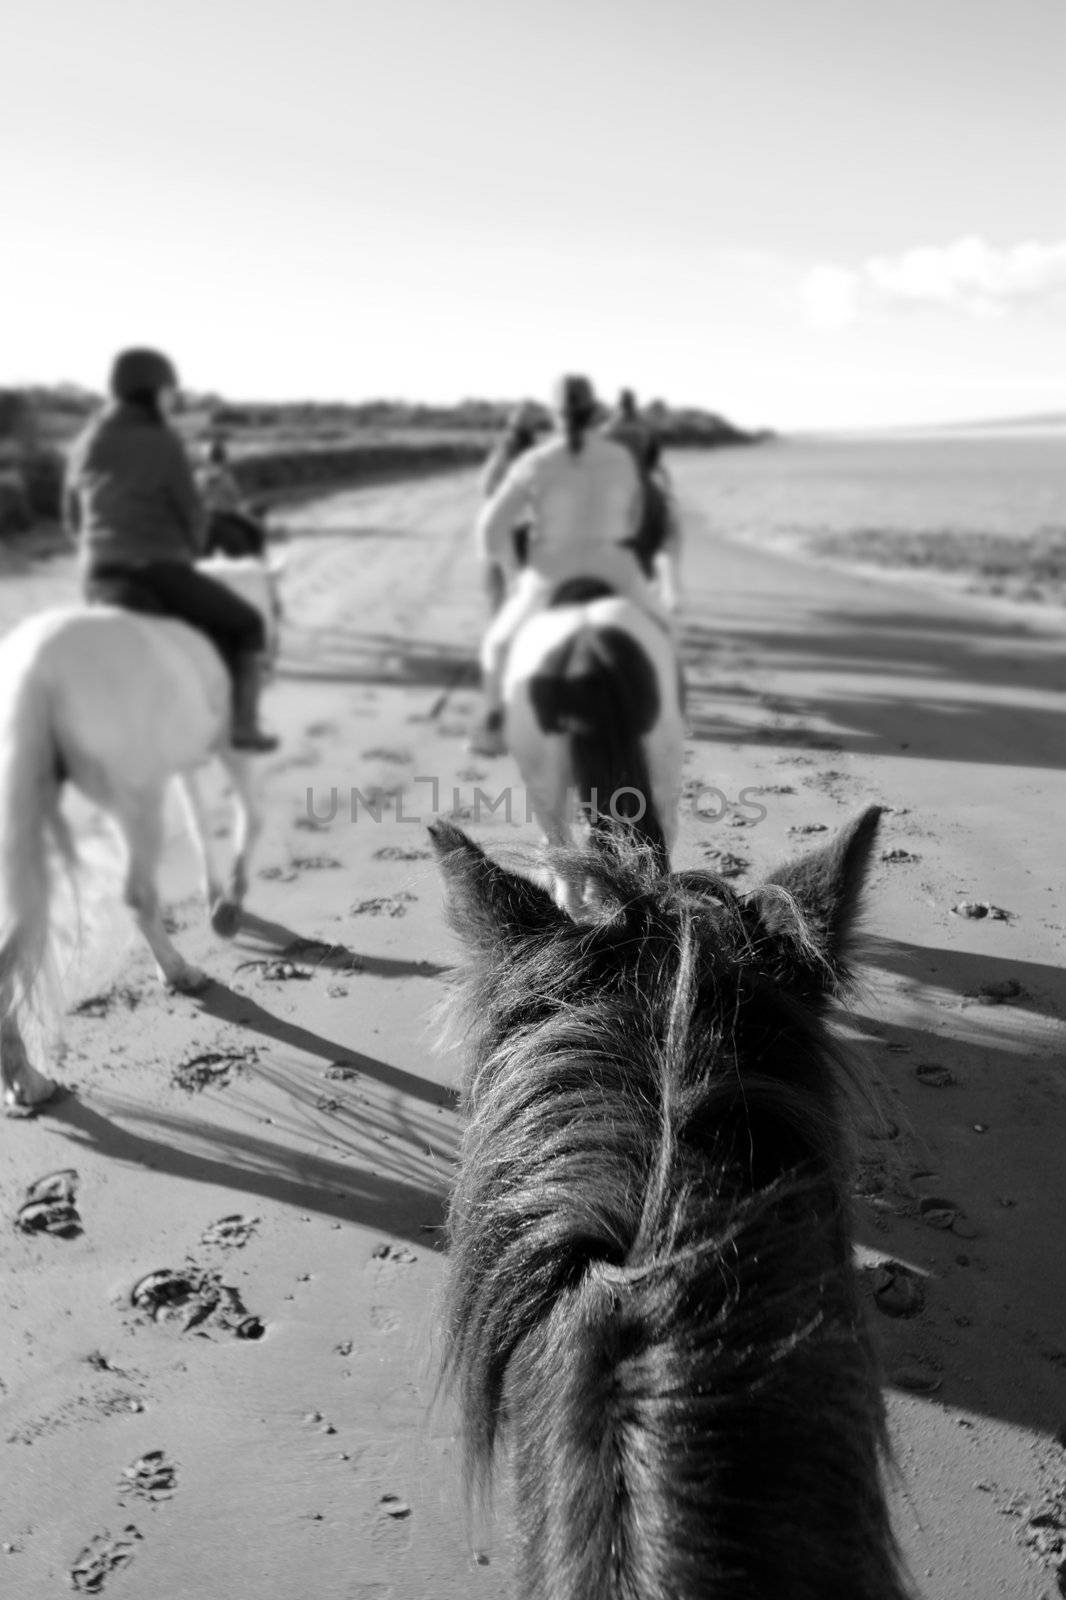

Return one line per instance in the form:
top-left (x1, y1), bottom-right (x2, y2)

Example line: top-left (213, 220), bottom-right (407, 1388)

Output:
top-left (441, 832), bottom-right (909, 1600)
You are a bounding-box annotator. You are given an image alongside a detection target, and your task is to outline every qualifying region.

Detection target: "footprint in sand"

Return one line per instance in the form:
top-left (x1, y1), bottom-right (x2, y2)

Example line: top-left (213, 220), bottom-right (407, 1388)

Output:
top-left (881, 848), bottom-right (920, 864)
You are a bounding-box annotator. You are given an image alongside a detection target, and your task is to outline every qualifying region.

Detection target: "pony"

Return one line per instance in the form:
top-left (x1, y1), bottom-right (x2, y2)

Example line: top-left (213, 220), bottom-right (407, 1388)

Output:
top-left (0, 555), bottom-right (281, 1113)
top-left (430, 807), bottom-right (912, 1600)
top-left (502, 583), bottom-right (684, 915)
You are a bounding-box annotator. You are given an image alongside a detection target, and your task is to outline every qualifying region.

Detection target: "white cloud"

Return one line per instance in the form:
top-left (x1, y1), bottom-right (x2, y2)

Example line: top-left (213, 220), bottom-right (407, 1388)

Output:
top-left (798, 236), bottom-right (1066, 327)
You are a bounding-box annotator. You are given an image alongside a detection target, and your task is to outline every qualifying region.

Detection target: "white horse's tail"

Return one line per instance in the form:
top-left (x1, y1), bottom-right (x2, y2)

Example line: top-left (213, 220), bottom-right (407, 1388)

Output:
top-left (0, 659), bottom-right (70, 1023)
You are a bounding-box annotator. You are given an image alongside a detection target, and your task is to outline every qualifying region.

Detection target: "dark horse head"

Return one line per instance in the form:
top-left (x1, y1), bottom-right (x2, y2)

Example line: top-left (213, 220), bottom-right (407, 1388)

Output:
top-left (431, 808), bottom-right (912, 1600)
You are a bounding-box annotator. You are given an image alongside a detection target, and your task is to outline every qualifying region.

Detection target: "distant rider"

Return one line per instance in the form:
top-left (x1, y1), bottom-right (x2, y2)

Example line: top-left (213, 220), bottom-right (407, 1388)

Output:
top-left (478, 400), bottom-right (542, 616)
top-left (469, 373), bottom-right (664, 757)
top-left (64, 348), bottom-right (278, 751)
top-left (602, 386), bottom-right (657, 472)
top-left (197, 436), bottom-right (267, 557)
top-left (603, 387), bottom-right (681, 613)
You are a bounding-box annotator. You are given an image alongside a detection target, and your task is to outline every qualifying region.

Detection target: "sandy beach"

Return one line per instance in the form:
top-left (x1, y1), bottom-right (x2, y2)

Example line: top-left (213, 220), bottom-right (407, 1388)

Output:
top-left (2, 458), bottom-right (1065, 1599)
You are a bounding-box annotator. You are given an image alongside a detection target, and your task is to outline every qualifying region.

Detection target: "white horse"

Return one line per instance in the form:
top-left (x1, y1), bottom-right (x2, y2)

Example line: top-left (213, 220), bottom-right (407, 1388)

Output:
top-left (502, 580), bottom-right (685, 915)
top-left (0, 556), bottom-right (281, 1113)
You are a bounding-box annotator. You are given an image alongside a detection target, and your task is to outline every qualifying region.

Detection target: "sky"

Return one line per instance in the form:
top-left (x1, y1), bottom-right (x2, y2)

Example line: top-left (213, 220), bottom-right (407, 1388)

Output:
top-left (3, 0), bottom-right (1063, 429)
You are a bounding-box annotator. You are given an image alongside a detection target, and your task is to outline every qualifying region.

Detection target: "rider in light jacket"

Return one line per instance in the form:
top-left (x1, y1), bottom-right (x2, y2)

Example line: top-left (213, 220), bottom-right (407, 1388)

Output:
top-left (469, 374), bottom-right (665, 757)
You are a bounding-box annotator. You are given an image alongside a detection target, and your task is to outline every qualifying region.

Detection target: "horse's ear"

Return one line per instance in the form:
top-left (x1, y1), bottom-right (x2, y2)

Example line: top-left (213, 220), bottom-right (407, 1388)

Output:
top-left (747, 806), bottom-right (882, 993)
top-left (429, 822), bottom-right (564, 947)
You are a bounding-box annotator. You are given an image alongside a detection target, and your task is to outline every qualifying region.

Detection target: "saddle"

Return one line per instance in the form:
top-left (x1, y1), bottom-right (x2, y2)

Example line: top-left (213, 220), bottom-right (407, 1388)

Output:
top-left (548, 576), bottom-right (616, 608)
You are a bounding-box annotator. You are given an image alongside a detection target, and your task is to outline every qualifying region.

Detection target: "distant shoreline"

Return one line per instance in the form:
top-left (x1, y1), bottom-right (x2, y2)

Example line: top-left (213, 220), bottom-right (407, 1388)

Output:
top-left (790, 418), bottom-right (1066, 444)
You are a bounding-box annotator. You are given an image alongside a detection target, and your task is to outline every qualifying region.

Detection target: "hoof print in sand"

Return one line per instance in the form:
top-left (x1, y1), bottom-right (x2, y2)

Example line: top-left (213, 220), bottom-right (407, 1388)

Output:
top-left (171, 1047), bottom-right (258, 1094)
top-left (872, 1262), bottom-right (925, 1319)
top-left (200, 1214), bottom-right (259, 1249)
top-left (325, 1062), bottom-right (361, 1082)
top-left (70, 1526), bottom-right (143, 1592)
top-left (119, 1450), bottom-right (178, 1503)
top-left (915, 1063), bottom-right (956, 1088)
top-left (952, 900), bottom-right (1012, 921)
top-left (234, 958), bottom-right (312, 982)
top-left (371, 1243), bottom-right (416, 1266)
top-left (699, 847), bottom-right (749, 878)
top-left (918, 1197), bottom-right (977, 1237)
top-left (72, 987), bottom-right (143, 1019)
top-left (351, 892), bottom-right (416, 918)
top-left (890, 1360), bottom-right (942, 1395)
top-left (964, 977), bottom-right (1025, 1006)
top-left (285, 939), bottom-right (365, 974)
top-left (130, 1265), bottom-right (264, 1339)
top-left (15, 1168), bottom-right (82, 1238)
top-left (372, 1494), bottom-right (413, 1556)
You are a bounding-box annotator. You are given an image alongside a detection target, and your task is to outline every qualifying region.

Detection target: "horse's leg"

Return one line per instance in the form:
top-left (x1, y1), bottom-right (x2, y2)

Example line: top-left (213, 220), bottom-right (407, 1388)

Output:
top-left (209, 751), bottom-right (261, 937)
top-left (176, 772), bottom-right (224, 914)
top-left (117, 790), bottom-right (208, 993)
top-left (1, 1003), bottom-right (57, 1111)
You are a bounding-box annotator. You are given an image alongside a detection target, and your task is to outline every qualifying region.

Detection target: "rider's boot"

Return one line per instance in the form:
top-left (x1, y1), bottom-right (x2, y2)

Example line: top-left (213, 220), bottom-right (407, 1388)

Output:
top-left (467, 701), bottom-right (506, 758)
top-left (230, 652), bottom-right (279, 753)
top-left (468, 615), bottom-right (514, 757)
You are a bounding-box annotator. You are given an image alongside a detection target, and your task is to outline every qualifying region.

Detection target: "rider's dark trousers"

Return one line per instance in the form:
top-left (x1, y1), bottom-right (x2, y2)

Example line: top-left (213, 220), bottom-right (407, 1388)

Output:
top-left (83, 561), bottom-right (265, 673)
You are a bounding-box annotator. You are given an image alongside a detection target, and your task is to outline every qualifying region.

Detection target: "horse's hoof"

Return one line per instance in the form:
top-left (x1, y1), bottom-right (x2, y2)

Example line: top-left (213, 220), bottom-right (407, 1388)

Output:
top-left (210, 899), bottom-right (242, 939)
top-left (168, 968), bottom-right (210, 996)
top-left (3, 1078), bottom-right (62, 1119)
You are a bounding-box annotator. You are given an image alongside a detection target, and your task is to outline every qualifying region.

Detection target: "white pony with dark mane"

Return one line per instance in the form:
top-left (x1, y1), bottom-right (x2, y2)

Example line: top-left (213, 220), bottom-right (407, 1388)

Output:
top-left (0, 556), bottom-right (279, 1113)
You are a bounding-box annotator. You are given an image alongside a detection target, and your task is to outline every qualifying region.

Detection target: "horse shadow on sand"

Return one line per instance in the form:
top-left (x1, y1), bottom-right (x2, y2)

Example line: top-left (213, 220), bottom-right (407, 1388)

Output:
top-left (849, 935), bottom-right (1066, 1441)
top-left (277, 627), bottom-right (480, 694)
top-left (679, 602), bottom-right (1066, 770)
top-left (43, 972), bottom-right (459, 1248)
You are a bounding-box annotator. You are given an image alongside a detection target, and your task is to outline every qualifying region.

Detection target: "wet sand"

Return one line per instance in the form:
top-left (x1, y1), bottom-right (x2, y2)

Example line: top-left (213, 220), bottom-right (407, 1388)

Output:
top-left (2, 460), bottom-right (1065, 1597)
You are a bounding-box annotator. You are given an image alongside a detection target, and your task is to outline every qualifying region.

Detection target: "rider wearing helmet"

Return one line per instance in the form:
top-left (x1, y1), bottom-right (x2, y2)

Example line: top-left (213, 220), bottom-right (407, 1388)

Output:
top-left (469, 373), bottom-right (664, 757)
top-left (64, 348), bottom-right (277, 751)
top-left (602, 386), bottom-right (657, 472)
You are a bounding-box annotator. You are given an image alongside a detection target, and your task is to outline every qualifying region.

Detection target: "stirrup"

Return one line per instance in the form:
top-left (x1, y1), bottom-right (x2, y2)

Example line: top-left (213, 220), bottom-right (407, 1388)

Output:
top-left (231, 728), bottom-right (279, 753)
